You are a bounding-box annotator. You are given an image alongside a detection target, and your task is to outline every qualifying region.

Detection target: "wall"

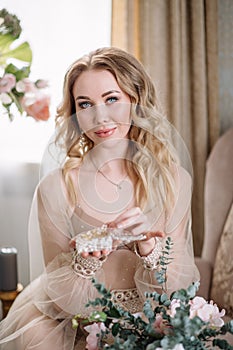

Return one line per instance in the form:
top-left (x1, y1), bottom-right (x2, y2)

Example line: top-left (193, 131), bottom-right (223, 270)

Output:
top-left (0, 163), bottom-right (39, 287)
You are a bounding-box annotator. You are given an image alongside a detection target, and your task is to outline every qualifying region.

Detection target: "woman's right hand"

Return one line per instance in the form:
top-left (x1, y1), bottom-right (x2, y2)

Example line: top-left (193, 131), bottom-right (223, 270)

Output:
top-left (69, 238), bottom-right (111, 258)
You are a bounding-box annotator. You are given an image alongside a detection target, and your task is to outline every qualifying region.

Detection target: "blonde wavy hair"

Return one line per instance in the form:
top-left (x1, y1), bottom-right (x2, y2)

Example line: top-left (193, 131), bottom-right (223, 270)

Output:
top-left (55, 47), bottom-right (178, 211)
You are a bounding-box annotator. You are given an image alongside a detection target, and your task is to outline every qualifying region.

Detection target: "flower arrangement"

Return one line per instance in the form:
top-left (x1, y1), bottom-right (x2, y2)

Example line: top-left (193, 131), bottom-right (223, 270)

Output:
top-left (0, 8), bottom-right (50, 121)
top-left (72, 237), bottom-right (233, 349)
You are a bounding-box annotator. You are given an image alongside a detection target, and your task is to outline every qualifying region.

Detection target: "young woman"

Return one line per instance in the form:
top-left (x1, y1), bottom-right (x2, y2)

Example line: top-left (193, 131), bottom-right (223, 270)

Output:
top-left (0, 47), bottom-right (199, 349)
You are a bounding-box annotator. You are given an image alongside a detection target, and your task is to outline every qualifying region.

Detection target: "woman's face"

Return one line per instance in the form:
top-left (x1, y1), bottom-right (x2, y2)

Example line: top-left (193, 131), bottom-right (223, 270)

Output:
top-left (72, 69), bottom-right (131, 146)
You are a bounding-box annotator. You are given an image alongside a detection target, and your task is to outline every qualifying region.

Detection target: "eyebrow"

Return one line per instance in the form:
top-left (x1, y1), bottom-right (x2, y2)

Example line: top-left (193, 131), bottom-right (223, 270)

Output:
top-left (75, 90), bottom-right (121, 101)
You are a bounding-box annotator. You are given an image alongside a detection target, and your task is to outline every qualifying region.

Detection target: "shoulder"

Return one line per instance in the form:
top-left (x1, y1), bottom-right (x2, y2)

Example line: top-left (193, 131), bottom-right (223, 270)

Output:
top-left (38, 168), bottom-right (65, 192)
top-left (37, 168), bottom-right (74, 216)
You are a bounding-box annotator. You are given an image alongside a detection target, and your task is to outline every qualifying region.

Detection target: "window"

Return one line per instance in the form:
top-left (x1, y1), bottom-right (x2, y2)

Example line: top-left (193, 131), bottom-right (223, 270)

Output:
top-left (0, 0), bottom-right (112, 163)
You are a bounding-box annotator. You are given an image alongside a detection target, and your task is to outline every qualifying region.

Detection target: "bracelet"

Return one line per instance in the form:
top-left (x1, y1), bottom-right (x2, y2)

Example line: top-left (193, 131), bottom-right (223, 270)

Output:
top-left (71, 251), bottom-right (107, 279)
top-left (134, 238), bottom-right (162, 270)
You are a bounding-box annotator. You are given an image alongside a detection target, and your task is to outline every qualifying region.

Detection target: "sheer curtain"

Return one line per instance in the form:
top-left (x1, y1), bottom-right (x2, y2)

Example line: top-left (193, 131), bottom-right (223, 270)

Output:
top-left (111, 0), bottom-right (219, 255)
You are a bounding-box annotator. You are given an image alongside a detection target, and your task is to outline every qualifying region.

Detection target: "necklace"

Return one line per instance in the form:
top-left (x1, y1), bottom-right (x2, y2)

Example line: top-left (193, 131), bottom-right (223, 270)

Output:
top-left (90, 156), bottom-right (128, 190)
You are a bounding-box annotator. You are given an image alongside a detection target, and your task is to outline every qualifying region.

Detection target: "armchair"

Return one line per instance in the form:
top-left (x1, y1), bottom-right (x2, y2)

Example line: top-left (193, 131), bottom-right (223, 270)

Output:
top-left (195, 128), bottom-right (233, 324)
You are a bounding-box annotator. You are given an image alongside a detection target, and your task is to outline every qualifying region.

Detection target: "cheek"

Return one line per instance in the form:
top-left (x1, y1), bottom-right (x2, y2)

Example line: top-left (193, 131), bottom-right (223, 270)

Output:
top-left (76, 109), bottom-right (95, 133)
top-left (112, 103), bottom-right (131, 124)
top-left (119, 123), bottom-right (131, 138)
top-left (76, 117), bottom-right (89, 132)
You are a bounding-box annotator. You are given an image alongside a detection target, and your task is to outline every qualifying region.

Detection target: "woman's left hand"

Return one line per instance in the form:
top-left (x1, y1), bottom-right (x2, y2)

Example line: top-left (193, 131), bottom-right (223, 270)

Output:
top-left (108, 207), bottom-right (165, 256)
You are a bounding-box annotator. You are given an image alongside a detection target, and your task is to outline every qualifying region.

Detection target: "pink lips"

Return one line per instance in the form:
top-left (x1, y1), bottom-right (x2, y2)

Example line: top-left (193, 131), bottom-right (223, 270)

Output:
top-left (95, 127), bottom-right (117, 138)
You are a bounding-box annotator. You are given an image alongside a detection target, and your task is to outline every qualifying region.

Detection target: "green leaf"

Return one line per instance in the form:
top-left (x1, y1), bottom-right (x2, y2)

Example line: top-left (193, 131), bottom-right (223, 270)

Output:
top-left (213, 338), bottom-right (233, 349)
top-left (160, 293), bottom-right (169, 303)
top-left (0, 33), bottom-right (14, 51)
top-left (108, 307), bottom-right (121, 318)
top-left (71, 318), bottom-right (79, 329)
top-left (0, 41), bottom-right (32, 64)
top-left (89, 311), bottom-right (107, 322)
top-left (221, 320), bottom-right (233, 335)
top-left (112, 322), bottom-right (120, 336)
top-left (5, 63), bottom-right (31, 80)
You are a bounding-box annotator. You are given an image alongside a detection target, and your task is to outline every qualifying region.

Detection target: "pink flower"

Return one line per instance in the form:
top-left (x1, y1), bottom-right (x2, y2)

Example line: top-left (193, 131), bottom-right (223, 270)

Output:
top-left (21, 91), bottom-right (50, 121)
top-left (189, 297), bottom-right (225, 327)
top-left (0, 92), bottom-right (12, 104)
top-left (84, 322), bottom-right (106, 350)
top-left (189, 296), bottom-right (207, 319)
top-left (16, 78), bottom-right (36, 93)
top-left (153, 314), bottom-right (167, 334)
top-left (35, 79), bottom-right (49, 89)
top-left (196, 301), bottom-right (225, 327)
top-left (0, 74), bottom-right (16, 93)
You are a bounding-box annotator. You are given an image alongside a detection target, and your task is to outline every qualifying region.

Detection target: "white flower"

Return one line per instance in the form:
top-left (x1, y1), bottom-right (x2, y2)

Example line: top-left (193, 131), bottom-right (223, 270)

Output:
top-left (15, 80), bottom-right (26, 93)
top-left (0, 92), bottom-right (12, 104)
top-left (172, 345), bottom-right (185, 350)
top-left (169, 299), bottom-right (181, 317)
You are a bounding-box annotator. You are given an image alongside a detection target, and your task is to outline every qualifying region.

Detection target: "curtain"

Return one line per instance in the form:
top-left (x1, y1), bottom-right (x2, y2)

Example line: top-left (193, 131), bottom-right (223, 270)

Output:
top-left (111, 0), bottom-right (219, 256)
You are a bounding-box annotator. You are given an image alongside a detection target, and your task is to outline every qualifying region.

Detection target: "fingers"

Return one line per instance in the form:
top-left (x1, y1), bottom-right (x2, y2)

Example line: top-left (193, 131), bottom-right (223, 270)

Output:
top-left (143, 231), bottom-right (165, 240)
top-left (81, 249), bottom-right (110, 258)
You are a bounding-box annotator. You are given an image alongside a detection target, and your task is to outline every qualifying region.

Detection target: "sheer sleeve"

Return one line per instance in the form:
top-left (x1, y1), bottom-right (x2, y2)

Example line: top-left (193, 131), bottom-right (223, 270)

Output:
top-left (28, 169), bottom-right (105, 319)
top-left (134, 165), bottom-right (200, 299)
top-left (28, 169), bottom-right (72, 280)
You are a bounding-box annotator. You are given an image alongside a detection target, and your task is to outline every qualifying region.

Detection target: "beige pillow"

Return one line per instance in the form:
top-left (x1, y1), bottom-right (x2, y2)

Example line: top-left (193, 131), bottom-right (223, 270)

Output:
top-left (210, 203), bottom-right (233, 318)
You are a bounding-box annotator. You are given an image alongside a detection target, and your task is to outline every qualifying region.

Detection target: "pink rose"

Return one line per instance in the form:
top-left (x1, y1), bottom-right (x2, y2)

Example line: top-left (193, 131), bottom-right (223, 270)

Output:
top-left (84, 322), bottom-right (106, 350)
top-left (21, 91), bottom-right (50, 121)
top-left (0, 74), bottom-right (16, 93)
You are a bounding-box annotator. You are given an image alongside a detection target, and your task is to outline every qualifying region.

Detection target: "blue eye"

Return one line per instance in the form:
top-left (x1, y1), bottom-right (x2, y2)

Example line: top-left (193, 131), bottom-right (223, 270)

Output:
top-left (78, 101), bottom-right (92, 109)
top-left (106, 96), bottom-right (118, 104)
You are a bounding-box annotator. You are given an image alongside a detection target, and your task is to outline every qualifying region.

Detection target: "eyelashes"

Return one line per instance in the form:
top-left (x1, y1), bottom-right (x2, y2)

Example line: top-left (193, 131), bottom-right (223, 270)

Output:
top-left (106, 96), bottom-right (118, 104)
top-left (78, 96), bottom-right (119, 110)
top-left (78, 101), bottom-right (92, 109)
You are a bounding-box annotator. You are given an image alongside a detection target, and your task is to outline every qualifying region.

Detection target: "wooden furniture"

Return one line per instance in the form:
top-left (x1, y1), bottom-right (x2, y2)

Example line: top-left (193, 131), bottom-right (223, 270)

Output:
top-left (0, 283), bottom-right (23, 318)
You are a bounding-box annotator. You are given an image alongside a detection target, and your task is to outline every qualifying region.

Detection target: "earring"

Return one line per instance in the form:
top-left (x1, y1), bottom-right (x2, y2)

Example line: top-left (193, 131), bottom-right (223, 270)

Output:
top-left (75, 132), bottom-right (92, 158)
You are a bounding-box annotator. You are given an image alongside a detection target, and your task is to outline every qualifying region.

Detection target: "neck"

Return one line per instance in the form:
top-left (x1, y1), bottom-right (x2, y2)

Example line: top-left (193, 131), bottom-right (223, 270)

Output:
top-left (89, 139), bottom-right (130, 173)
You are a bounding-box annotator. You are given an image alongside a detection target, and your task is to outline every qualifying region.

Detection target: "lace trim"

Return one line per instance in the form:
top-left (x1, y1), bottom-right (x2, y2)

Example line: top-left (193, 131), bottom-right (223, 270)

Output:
top-left (134, 238), bottom-right (162, 270)
top-left (111, 288), bottom-right (143, 314)
top-left (71, 251), bottom-right (107, 279)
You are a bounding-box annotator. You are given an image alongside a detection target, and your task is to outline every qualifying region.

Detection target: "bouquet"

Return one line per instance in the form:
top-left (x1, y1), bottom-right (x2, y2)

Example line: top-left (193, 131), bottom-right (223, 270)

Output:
top-left (72, 237), bottom-right (233, 349)
top-left (0, 8), bottom-right (50, 121)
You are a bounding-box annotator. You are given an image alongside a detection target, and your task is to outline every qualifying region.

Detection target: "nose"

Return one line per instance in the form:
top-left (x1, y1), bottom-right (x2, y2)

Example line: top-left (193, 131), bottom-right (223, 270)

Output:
top-left (94, 104), bottom-right (110, 124)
